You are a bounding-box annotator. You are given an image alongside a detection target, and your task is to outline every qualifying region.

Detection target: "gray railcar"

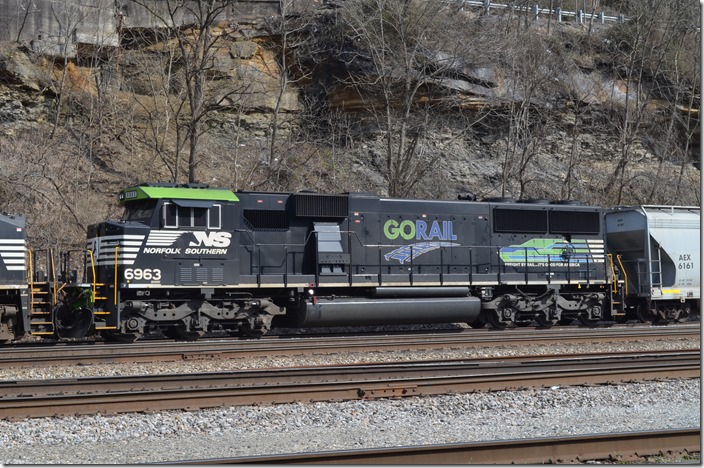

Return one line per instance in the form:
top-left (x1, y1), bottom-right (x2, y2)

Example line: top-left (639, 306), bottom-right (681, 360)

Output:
top-left (605, 206), bottom-right (700, 322)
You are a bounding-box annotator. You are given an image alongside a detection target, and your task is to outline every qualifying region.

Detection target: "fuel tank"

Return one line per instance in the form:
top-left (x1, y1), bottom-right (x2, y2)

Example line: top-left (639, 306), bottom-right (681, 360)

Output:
top-left (293, 295), bottom-right (481, 327)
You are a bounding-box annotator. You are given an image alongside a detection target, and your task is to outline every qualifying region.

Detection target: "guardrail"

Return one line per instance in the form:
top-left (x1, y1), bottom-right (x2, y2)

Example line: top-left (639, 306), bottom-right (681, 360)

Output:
top-left (457, 0), bottom-right (626, 24)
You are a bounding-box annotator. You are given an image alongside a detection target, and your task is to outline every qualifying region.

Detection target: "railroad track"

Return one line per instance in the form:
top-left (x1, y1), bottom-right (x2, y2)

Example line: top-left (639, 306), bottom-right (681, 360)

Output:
top-left (163, 428), bottom-right (701, 464)
top-left (0, 350), bottom-right (698, 420)
top-left (0, 324), bottom-right (698, 368)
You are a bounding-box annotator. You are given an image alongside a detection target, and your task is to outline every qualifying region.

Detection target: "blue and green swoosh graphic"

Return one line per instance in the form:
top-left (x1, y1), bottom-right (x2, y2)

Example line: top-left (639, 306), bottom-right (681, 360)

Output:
top-left (499, 238), bottom-right (605, 264)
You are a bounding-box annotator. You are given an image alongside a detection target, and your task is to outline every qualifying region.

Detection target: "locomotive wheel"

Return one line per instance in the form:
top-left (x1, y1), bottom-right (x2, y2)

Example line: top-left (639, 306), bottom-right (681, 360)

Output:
top-left (536, 316), bottom-right (557, 328)
top-left (241, 324), bottom-right (266, 338)
top-left (636, 304), bottom-right (658, 324)
top-left (577, 314), bottom-right (600, 326)
top-left (468, 319), bottom-right (486, 329)
top-left (536, 307), bottom-right (558, 328)
top-left (487, 312), bottom-right (508, 330)
top-left (100, 330), bottom-right (139, 343)
top-left (164, 325), bottom-right (203, 341)
top-left (613, 314), bottom-right (629, 324)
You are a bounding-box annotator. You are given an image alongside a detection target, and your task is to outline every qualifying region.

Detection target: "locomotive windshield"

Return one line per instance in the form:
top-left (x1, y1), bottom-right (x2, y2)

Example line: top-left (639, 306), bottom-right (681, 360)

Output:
top-left (121, 200), bottom-right (156, 223)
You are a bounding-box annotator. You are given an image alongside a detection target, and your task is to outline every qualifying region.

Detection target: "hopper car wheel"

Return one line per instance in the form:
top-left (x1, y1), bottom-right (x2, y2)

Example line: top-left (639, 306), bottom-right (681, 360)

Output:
top-left (675, 306), bottom-right (691, 323)
top-left (100, 330), bottom-right (139, 343)
top-left (164, 325), bottom-right (203, 341)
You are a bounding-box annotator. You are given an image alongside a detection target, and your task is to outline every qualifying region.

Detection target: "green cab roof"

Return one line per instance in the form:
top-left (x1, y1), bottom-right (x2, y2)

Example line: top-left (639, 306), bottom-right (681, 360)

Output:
top-left (119, 184), bottom-right (239, 204)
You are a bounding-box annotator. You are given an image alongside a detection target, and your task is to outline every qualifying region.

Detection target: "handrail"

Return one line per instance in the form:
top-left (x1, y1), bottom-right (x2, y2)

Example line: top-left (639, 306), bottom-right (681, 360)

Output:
top-left (607, 254), bottom-right (617, 293)
top-left (241, 229), bottom-right (607, 286)
top-left (616, 254), bottom-right (628, 295)
top-left (86, 249), bottom-right (98, 300)
top-left (49, 249), bottom-right (57, 306)
top-left (27, 248), bottom-right (34, 309)
top-left (114, 246), bottom-right (119, 305)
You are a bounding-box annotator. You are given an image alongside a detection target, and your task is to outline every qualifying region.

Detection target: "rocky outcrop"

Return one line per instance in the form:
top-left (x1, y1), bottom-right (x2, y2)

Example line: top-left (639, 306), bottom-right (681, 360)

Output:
top-left (0, 2), bottom-right (699, 238)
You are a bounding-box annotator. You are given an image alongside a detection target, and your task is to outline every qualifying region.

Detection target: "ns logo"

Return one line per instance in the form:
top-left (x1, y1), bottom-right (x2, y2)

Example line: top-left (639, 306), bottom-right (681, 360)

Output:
top-left (189, 232), bottom-right (232, 248)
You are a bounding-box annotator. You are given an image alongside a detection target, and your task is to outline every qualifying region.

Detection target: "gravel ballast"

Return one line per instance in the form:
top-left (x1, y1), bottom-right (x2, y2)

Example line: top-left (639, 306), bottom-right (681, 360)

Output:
top-left (0, 336), bottom-right (699, 464)
top-left (0, 380), bottom-right (699, 464)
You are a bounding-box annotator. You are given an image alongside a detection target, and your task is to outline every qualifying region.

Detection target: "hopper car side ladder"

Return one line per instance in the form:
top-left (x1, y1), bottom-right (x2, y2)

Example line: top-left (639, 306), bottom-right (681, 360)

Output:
top-left (607, 253), bottom-right (628, 318)
top-left (636, 245), bottom-right (662, 295)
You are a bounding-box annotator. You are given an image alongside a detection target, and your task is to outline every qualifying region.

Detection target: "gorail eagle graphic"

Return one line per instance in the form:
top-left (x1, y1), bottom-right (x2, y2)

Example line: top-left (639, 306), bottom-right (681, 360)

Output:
top-left (384, 242), bottom-right (461, 264)
top-left (498, 238), bottom-right (605, 264)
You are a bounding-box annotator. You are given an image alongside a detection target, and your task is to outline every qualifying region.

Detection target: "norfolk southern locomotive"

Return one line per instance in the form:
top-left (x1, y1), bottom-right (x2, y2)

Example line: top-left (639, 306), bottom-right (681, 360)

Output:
top-left (0, 183), bottom-right (699, 342)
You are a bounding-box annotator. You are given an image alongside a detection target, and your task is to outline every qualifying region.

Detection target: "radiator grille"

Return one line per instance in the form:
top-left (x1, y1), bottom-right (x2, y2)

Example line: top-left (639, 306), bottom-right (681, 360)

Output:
top-left (494, 209), bottom-right (547, 233)
top-left (293, 193), bottom-right (348, 218)
top-left (549, 210), bottom-right (601, 234)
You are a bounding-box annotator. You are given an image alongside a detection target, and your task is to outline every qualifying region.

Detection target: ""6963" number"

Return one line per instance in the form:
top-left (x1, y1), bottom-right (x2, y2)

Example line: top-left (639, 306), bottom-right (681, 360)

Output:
top-left (124, 268), bottom-right (162, 281)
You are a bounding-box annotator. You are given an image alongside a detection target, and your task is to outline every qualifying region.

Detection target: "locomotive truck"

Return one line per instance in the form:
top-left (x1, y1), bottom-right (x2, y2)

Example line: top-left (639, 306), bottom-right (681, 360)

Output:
top-left (0, 183), bottom-right (699, 342)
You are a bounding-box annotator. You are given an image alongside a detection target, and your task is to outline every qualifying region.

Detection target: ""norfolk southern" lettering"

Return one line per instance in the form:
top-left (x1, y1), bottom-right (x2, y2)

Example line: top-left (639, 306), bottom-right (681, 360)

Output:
top-left (142, 231), bottom-right (232, 256)
top-left (143, 247), bottom-right (228, 255)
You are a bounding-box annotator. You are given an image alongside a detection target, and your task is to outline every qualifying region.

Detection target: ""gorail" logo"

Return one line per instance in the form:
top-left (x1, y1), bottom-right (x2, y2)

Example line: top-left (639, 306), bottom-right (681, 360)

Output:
top-left (383, 219), bottom-right (457, 241)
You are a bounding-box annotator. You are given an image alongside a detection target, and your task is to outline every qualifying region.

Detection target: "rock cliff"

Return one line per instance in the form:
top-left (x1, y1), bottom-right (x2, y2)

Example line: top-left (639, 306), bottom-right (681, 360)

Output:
top-left (0, 1), bottom-right (699, 249)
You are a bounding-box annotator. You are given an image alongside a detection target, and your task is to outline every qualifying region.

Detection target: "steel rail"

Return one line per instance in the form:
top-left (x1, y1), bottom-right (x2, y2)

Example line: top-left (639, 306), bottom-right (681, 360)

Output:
top-left (0, 350), bottom-right (698, 420)
top-left (160, 428), bottom-right (700, 464)
top-left (0, 324), bottom-right (699, 368)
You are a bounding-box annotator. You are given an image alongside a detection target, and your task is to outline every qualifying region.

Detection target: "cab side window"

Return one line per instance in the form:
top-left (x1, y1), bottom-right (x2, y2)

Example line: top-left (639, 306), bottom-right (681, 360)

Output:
top-left (163, 203), bottom-right (222, 229)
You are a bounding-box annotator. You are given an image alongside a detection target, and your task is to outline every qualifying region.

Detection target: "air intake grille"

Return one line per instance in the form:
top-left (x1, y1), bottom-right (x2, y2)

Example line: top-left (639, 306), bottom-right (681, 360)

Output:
top-left (494, 209), bottom-right (547, 233)
top-left (243, 210), bottom-right (290, 231)
top-left (549, 211), bottom-right (600, 234)
top-left (293, 193), bottom-right (348, 218)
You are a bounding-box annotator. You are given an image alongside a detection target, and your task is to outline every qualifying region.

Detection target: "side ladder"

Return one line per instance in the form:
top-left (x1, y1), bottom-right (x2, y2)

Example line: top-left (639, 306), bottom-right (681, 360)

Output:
top-left (27, 249), bottom-right (57, 337)
top-left (61, 249), bottom-right (117, 333)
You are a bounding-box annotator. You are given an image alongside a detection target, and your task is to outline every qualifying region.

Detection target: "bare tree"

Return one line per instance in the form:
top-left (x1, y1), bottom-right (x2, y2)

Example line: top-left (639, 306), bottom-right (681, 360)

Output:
top-left (602, 0), bottom-right (699, 204)
top-left (125, 39), bottom-right (190, 182)
top-left (46, 2), bottom-right (88, 139)
top-left (321, 0), bottom-right (492, 197)
top-left (130, 0), bottom-right (237, 183)
top-left (496, 30), bottom-right (563, 199)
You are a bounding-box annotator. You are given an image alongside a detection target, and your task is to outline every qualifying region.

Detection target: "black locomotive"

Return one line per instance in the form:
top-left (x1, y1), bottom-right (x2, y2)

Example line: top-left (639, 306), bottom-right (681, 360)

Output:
top-left (0, 183), bottom-right (699, 342)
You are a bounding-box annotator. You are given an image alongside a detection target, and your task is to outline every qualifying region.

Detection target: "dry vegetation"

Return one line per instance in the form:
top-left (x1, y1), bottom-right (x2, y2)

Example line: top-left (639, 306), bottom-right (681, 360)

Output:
top-left (0, 0), bottom-right (699, 251)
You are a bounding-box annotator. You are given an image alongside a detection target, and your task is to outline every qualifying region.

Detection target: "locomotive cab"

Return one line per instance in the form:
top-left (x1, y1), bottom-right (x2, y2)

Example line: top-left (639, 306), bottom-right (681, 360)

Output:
top-left (0, 213), bottom-right (27, 342)
top-left (78, 183), bottom-right (276, 341)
